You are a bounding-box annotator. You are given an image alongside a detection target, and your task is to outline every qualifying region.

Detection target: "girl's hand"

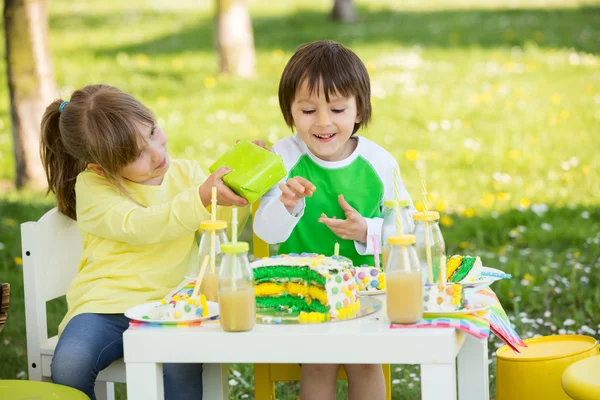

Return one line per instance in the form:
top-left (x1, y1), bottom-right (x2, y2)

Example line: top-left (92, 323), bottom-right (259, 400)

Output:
top-left (199, 167), bottom-right (249, 207)
top-left (318, 194), bottom-right (368, 243)
top-left (280, 177), bottom-right (316, 214)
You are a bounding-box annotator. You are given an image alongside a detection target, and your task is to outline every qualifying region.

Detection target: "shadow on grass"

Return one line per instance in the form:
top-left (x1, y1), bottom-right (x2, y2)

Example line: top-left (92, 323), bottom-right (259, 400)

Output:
top-left (1, 196), bottom-right (599, 400)
top-left (48, 6), bottom-right (600, 58)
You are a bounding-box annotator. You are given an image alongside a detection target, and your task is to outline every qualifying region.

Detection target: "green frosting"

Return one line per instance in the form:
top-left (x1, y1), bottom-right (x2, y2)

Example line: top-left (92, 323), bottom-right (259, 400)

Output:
top-left (255, 295), bottom-right (328, 314)
top-left (450, 256), bottom-right (476, 282)
top-left (253, 266), bottom-right (326, 286)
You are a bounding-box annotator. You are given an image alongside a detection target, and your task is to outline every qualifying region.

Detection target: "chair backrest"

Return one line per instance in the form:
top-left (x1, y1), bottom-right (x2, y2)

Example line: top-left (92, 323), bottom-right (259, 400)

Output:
top-left (22, 207), bottom-right (82, 379)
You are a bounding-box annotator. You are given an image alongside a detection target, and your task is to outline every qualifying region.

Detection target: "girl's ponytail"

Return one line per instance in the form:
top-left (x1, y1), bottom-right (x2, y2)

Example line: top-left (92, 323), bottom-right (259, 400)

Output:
top-left (40, 100), bottom-right (85, 220)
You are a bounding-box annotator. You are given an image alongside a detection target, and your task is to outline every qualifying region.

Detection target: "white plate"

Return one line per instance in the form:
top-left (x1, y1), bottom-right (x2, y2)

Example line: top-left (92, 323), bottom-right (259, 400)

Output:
top-left (125, 301), bottom-right (219, 324)
top-left (423, 293), bottom-right (493, 317)
top-left (458, 266), bottom-right (509, 290)
top-left (357, 289), bottom-right (386, 296)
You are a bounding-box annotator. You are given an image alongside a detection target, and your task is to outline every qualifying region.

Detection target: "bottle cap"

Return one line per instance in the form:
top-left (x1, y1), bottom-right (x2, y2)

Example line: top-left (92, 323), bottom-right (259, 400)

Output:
top-left (388, 234), bottom-right (416, 245)
top-left (200, 220), bottom-right (227, 231)
top-left (412, 211), bottom-right (440, 221)
top-left (221, 242), bottom-right (249, 253)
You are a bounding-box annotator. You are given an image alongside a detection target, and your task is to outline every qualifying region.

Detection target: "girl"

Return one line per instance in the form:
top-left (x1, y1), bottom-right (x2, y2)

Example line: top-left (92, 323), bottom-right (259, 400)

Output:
top-left (42, 84), bottom-right (248, 400)
top-left (253, 41), bottom-right (414, 400)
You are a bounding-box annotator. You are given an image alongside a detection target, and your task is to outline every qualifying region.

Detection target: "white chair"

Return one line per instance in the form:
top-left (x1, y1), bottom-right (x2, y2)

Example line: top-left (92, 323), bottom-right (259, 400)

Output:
top-left (22, 208), bottom-right (124, 400)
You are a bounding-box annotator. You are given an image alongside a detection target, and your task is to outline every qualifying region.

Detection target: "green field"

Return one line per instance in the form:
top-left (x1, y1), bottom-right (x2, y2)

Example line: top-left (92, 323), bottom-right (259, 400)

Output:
top-left (1, 0), bottom-right (599, 398)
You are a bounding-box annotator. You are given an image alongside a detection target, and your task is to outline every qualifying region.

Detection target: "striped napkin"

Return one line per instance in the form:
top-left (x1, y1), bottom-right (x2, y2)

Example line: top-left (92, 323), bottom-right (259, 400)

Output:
top-left (391, 288), bottom-right (527, 353)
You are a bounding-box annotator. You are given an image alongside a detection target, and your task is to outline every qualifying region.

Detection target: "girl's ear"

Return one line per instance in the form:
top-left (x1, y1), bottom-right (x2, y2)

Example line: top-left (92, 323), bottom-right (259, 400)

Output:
top-left (87, 163), bottom-right (105, 176)
top-left (355, 114), bottom-right (362, 123)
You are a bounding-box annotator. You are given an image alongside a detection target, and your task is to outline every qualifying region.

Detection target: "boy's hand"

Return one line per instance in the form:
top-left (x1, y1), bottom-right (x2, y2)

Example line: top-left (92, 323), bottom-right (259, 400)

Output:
top-left (318, 194), bottom-right (368, 243)
top-left (280, 177), bottom-right (316, 214)
top-left (199, 167), bottom-right (249, 208)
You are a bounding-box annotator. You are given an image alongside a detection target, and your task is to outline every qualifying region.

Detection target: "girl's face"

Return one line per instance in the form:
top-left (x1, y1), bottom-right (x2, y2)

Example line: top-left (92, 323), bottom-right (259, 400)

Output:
top-left (120, 122), bottom-right (170, 185)
top-left (290, 81), bottom-right (362, 162)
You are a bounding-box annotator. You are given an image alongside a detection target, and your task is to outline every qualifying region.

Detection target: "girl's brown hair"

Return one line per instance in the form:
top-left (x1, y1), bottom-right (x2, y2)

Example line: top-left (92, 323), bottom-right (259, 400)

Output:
top-left (279, 40), bottom-right (372, 134)
top-left (40, 84), bottom-right (155, 220)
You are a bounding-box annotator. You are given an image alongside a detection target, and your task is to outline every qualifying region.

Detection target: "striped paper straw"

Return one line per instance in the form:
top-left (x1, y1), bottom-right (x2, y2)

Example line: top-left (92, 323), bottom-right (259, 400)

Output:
top-left (421, 179), bottom-right (433, 283)
top-left (393, 167), bottom-right (403, 234)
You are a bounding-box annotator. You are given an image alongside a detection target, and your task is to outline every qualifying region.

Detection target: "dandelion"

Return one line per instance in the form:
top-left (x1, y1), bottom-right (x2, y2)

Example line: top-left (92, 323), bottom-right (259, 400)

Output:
top-left (519, 198), bottom-right (531, 209)
top-left (460, 241), bottom-right (469, 249)
top-left (134, 53), bottom-right (149, 67)
top-left (204, 77), bottom-right (217, 88)
top-left (405, 149), bottom-right (419, 161)
top-left (5, 219), bottom-right (15, 227)
top-left (171, 58), bottom-right (184, 70)
top-left (560, 109), bottom-right (570, 119)
top-left (582, 166), bottom-right (590, 176)
top-left (14, 257), bottom-right (22, 266)
top-left (550, 93), bottom-right (561, 104)
top-left (271, 49), bottom-right (285, 61)
top-left (462, 208), bottom-right (476, 218)
top-left (435, 200), bottom-right (446, 212)
top-left (440, 215), bottom-right (453, 227)
top-left (524, 273), bottom-right (534, 281)
top-left (508, 149), bottom-right (521, 159)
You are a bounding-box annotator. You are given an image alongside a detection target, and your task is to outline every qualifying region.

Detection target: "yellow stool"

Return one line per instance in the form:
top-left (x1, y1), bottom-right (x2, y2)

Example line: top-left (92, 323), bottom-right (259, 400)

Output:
top-left (496, 335), bottom-right (599, 400)
top-left (562, 355), bottom-right (600, 400)
top-left (0, 380), bottom-right (89, 399)
top-left (250, 203), bottom-right (392, 400)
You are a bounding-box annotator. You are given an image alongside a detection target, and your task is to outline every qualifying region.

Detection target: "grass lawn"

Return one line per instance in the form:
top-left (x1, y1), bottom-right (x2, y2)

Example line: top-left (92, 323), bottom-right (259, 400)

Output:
top-left (1, 0), bottom-right (599, 398)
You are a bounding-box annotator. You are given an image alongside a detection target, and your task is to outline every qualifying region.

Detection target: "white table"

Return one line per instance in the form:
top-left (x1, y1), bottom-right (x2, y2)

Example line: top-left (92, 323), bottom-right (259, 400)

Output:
top-left (123, 295), bottom-right (489, 400)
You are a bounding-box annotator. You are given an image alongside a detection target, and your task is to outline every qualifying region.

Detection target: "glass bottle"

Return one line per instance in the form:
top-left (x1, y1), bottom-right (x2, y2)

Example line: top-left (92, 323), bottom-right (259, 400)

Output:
top-left (381, 199), bottom-right (414, 270)
top-left (413, 211), bottom-right (446, 286)
top-left (218, 242), bottom-right (255, 332)
top-left (385, 234), bottom-right (423, 324)
top-left (186, 220), bottom-right (228, 302)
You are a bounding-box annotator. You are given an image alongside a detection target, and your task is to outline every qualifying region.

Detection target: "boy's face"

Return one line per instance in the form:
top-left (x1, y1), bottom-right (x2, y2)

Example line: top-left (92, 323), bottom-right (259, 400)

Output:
top-left (120, 122), bottom-right (170, 186)
top-left (290, 80), bottom-right (362, 162)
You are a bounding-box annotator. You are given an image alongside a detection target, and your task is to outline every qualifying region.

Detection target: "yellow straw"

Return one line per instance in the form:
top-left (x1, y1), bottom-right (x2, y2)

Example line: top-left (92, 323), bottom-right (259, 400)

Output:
top-left (393, 167), bottom-right (404, 234)
top-left (192, 256), bottom-right (210, 298)
top-left (334, 242), bottom-right (340, 257)
top-left (210, 187), bottom-right (217, 273)
top-left (231, 208), bottom-right (238, 291)
top-left (421, 180), bottom-right (433, 284)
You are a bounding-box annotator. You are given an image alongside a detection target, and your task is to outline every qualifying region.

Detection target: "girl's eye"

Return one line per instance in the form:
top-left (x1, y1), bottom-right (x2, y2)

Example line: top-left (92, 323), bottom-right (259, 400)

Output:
top-left (332, 109), bottom-right (345, 114)
top-left (150, 125), bottom-right (157, 137)
top-left (302, 110), bottom-right (316, 115)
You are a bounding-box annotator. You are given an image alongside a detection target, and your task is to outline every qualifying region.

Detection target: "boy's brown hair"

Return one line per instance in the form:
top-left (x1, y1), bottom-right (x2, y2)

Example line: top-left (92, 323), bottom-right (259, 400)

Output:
top-left (278, 40), bottom-right (372, 134)
top-left (40, 84), bottom-right (155, 220)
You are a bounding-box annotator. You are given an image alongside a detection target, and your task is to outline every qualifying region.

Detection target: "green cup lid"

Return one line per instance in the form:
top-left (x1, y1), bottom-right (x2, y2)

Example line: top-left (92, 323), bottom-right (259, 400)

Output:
top-left (383, 199), bottom-right (410, 208)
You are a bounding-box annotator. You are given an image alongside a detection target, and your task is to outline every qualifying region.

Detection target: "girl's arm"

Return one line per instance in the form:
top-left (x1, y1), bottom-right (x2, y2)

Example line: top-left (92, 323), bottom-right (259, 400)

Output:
top-left (76, 172), bottom-right (209, 246)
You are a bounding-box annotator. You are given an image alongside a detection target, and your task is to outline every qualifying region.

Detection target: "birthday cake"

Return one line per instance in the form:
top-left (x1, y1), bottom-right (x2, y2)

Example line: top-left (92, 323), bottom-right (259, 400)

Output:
top-left (146, 281), bottom-right (209, 321)
top-left (354, 264), bottom-right (386, 292)
top-left (446, 255), bottom-right (483, 283)
top-left (251, 254), bottom-right (361, 322)
top-left (423, 282), bottom-right (465, 313)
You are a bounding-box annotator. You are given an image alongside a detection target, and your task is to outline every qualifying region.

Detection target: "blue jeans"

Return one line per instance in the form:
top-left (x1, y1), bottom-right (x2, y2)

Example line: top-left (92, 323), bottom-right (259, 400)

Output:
top-left (51, 313), bottom-right (203, 400)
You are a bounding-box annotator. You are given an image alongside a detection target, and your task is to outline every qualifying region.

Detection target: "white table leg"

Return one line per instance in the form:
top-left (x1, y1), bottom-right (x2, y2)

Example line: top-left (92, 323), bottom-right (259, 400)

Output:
top-left (457, 336), bottom-right (489, 400)
top-left (126, 362), bottom-right (164, 400)
top-left (203, 363), bottom-right (229, 400)
top-left (421, 362), bottom-right (457, 400)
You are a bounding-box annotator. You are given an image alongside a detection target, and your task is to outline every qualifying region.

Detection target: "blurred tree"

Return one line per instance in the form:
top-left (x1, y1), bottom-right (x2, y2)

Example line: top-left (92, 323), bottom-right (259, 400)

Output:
top-left (331, 0), bottom-right (357, 23)
top-left (215, 0), bottom-right (256, 78)
top-left (4, 0), bottom-right (55, 189)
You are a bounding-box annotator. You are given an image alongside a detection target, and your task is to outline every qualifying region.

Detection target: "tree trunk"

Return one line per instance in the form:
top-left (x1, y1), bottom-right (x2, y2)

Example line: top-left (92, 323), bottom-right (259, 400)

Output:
top-left (330, 0), bottom-right (357, 23)
top-left (215, 0), bottom-right (256, 78)
top-left (4, 0), bottom-right (55, 189)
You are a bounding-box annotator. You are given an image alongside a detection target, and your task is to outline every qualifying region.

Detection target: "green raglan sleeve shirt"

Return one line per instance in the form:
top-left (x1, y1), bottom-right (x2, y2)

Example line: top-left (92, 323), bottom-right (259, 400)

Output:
top-left (253, 134), bottom-right (414, 266)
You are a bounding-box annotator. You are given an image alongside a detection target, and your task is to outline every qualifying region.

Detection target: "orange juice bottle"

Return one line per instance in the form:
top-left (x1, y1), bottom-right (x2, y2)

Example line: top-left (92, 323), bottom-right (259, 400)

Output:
top-left (218, 242), bottom-right (255, 332)
top-left (386, 234), bottom-right (423, 324)
top-left (186, 220), bottom-right (228, 302)
top-left (381, 199), bottom-right (414, 271)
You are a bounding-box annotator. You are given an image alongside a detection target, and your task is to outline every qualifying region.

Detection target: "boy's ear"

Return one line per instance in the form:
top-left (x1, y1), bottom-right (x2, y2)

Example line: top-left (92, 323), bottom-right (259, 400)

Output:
top-left (355, 114), bottom-right (362, 123)
top-left (87, 163), bottom-right (105, 176)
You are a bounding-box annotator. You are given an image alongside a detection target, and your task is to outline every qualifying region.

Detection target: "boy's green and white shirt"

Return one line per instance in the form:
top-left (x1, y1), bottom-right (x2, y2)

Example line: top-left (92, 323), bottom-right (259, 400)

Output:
top-left (254, 134), bottom-right (414, 266)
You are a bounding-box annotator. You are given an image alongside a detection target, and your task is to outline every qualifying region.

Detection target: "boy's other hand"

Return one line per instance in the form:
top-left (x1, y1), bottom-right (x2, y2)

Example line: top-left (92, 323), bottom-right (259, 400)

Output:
top-left (199, 167), bottom-right (249, 208)
top-left (279, 177), bottom-right (316, 214)
top-left (318, 194), bottom-right (368, 243)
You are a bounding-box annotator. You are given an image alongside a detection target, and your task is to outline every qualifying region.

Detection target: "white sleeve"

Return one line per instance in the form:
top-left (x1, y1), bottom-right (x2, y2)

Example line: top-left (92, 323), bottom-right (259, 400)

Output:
top-left (253, 182), bottom-right (305, 244)
top-left (353, 217), bottom-right (383, 255)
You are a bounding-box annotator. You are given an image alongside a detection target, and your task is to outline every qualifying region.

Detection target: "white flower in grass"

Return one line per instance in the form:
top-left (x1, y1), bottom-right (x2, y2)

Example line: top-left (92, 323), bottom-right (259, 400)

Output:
top-left (395, 367), bottom-right (402, 372)
top-left (228, 379), bottom-right (238, 386)
top-left (241, 395), bottom-right (249, 399)
top-left (427, 121), bottom-right (439, 132)
top-left (531, 203), bottom-right (548, 216)
top-left (521, 279), bottom-right (530, 286)
top-left (232, 370), bottom-right (241, 377)
top-left (392, 379), bottom-right (401, 385)
top-left (564, 319), bottom-right (576, 326)
top-left (559, 329), bottom-right (567, 334)
top-left (536, 318), bottom-right (544, 324)
top-left (581, 325), bottom-right (596, 335)
top-left (554, 287), bottom-right (562, 294)
top-left (0, 242), bottom-right (4, 251)
top-left (499, 256), bottom-right (508, 264)
top-left (440, 120), bottom-right (452, 131)
top-left (544, 310), bottom-right (552, 318)
top-left (581, 211), bottom-right (590, 219)
top-left (16, 371), bottom-right (25, 379)
top-left (409, 373), bottom-right (416, 378)
top-left (541, 223), bottom-right (553, 231)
